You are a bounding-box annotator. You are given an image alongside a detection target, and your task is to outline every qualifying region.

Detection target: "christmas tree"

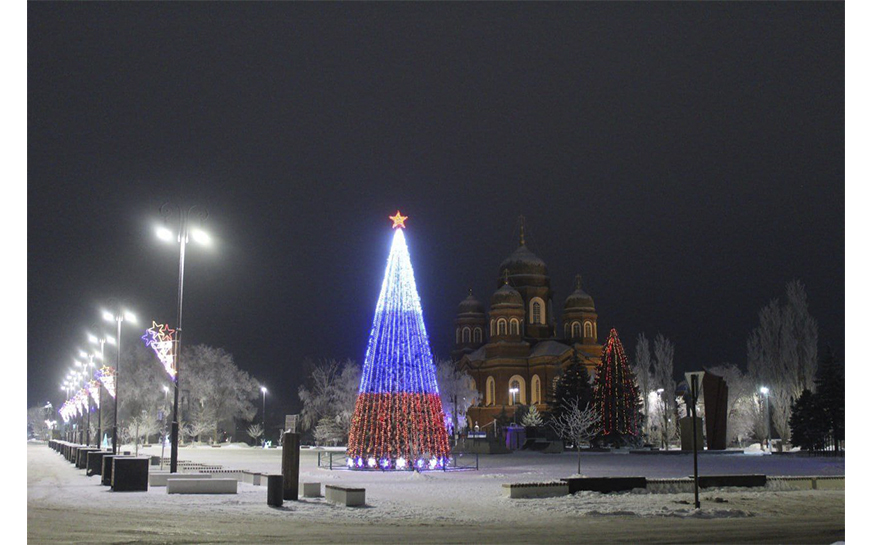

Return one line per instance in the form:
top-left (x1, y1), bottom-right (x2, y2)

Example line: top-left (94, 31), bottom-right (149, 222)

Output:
top-left (592, 328), bottom-right (641, 446)
top-left (346, 212), bottom-right (451, 470)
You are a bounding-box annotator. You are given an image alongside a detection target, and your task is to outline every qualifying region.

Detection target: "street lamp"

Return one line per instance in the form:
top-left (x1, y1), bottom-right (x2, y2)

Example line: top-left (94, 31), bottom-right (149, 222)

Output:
top-left (157, 203), bottom-right (210, 473)
top-left (760, 386), bottom-right (771, 453)
top-left (261, 386), bottom-right (267, 447)
top-left (104, 308), bottom-right (137, 454)
top-left (88, 332), bottom-right (113, 449)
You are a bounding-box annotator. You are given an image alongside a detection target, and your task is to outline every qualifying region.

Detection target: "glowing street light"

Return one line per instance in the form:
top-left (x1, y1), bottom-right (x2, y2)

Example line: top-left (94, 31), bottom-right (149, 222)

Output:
top-left (261, 386), bottom-right (267, 447)
top-left (760, 386), bottom-right (771, 453)
top-left (156, 203), bottom-right (210, 473)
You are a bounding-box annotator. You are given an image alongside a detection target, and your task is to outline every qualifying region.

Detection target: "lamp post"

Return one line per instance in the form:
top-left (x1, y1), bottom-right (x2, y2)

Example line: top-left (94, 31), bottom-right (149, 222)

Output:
top-left (88, 333), bottom-right (112, 448)
top-left (760, 386), bottom-right (771, 453)
top-left (157, 203), bottom-right (210, 473)
top-left (261, 386), bottom-right (267, 447)
top-left (104, 309), bottom-right (137, 454)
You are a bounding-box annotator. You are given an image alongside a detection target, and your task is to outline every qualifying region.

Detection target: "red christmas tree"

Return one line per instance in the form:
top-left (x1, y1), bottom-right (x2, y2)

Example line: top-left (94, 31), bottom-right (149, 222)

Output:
top-left (592, 328), bottom-right (641, 445)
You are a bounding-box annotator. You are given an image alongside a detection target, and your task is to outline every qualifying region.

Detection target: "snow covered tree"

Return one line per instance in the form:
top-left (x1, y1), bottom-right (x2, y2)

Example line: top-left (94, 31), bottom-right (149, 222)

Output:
top-left (651, 334), bottom-right (677, 449)
top-left (631, 333), bottom-right (655, 443)
top-left (747, 280), bottom-right (819, 444)
top-left (314, 416), bottom-right (344, 446)
top-left (550, 351), bottom-right (592, 425)
top-left (118, 343), bottom-right (169, 430)
top-left (551, 397), bottom-right (599, 475)
top-left (27, 405), bottom-right (51, 440)
top-left (436, 359), bottom-right (480, 437)
top-left (183, 345), bottom-right (260, 443)
top-left (297, 358), bottom-right (360, 442)
top-left (593, 329), bottom-right (641, 447)
top-left (246, 423), bottom-right (264, 446)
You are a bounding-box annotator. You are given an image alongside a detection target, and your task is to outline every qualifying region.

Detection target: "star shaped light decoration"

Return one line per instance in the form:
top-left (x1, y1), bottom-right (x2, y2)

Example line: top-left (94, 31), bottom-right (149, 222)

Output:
top-left (389, 210), bottom-right (408, 229)
top-left (142, 321), bottom-right (177, 379)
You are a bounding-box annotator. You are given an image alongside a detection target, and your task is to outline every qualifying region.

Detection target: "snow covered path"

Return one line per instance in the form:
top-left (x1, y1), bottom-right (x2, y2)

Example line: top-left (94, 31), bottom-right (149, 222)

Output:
top-left (27, 443), bottom-right (844, 543)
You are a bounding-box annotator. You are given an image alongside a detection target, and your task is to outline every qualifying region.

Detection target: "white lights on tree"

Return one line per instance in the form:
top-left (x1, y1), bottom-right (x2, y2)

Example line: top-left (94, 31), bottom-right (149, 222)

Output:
top-left (96, 366), bottom-right (116, 398)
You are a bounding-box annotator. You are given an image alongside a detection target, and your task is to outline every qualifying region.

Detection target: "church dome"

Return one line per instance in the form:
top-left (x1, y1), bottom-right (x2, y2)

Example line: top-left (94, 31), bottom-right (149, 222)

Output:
top-left (457, 290), bottom-right (485, 315)
top-left (564, 274), bottom-right (595, 311)
top-left (498, 244), bottom-right (548, 281)
top-left (490, 283), bottom-right (523, 308)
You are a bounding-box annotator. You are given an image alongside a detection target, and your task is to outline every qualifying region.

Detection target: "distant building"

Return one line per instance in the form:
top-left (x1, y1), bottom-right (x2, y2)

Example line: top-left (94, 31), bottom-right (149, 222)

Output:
top-left (453, 222), bottom-right (602, 428)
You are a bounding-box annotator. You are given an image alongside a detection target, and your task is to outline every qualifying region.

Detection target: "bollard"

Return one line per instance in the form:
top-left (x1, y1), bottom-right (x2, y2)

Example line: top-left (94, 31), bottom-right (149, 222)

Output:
top-left (281, 432), bottom-right (300, 501)
top-left (267, 474), bottom-right (283, 507)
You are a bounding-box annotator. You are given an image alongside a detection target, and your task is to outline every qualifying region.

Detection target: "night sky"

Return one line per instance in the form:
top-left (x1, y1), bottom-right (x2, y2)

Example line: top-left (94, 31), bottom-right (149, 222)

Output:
top-left (28, 2), bottom-right (844, 420)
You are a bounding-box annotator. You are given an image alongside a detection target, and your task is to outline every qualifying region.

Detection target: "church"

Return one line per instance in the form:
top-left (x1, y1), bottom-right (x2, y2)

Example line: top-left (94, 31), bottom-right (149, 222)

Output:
top-left (452, 223), bottom-right (603, 428)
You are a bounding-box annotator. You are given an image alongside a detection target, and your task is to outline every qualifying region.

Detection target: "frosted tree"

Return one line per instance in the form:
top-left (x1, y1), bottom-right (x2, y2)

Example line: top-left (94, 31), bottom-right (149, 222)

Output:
top-left (297, 358), bottom-right (360, 441)
top-left (631, 334), bottom-right (655, 443)
top-left (314, 416), bottom-right (343, 446)
top-left (118, 343), bottom-right (169, 428)
top-left (27, 406), bottom-right (51, 440)
top-left (651, 334), bottom-right (677, 449)
top-left (551, 398), bottom-right (599, 475)
top-left (436, 359), bottom-right (481, 436)
top-left (183, 345), bottom-right (260, 443)
top-left (747, 280), bottom-right (818, 443)
top-left (246, 423), bottom-right (264, 446)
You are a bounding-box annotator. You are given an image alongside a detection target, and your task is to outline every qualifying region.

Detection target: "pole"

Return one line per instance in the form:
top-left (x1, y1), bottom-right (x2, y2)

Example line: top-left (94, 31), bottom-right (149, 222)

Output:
top-left (691, 375), bottom-right (700, 510)
top-left (170, 215), bottom-right (187, 474)
top-left (98, 341), bottom-right (104, 448)
top-left (113, 316), bottom-right (121, 454)
top-left (765, 392), bottom-right (771, 453)
top-left (261, 391), bottom-right (266, 447)
top-left (282, 431), bottom-right (300, 500)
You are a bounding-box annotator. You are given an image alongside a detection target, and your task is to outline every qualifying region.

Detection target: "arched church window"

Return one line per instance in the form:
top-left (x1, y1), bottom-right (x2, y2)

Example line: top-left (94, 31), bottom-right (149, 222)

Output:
top-left (497, 319), bottom-right (507, 335)
top-left (473, 328), bottom-right (482, 343)
top-left (584, 321), bottom-right (593, 338)
top-left (572, 322), bottom-right (582, 338)
top-left (462, 327), bottom-right (471, 343)
top-left (486, 376), bottom-right (495, 406)
top-left (530, 297), bottom-right (545, 325)
top-left (510, 319), bottom-right (519, 335)
top-left (490, 319), bottom-right (495, 336)
top-left (510, 380), bottom-right (521, 405)
top-left (531, 375), bottom-right (541, 405)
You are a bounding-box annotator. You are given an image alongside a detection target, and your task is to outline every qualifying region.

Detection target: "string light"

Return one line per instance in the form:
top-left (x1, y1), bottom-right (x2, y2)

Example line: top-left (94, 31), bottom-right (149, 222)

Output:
top-left (592, 328), bottom-right (640, 440)
top-left (346, 215), bottom-right (451, 470)
top-left (142, 321), bottom-right (177, 379)
top-left (86, 380), bottom-right (101, 408)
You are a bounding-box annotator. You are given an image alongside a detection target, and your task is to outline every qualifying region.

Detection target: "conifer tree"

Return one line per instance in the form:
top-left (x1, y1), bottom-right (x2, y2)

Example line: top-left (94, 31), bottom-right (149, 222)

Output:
top-left (550, 350), bottom-right (593, 424)
top-left (814, 345), bottom-right (845, 451)
top-left (592, 328), bottom-right (641, 446)
top-left (789, 389), bottom-right (829, 451)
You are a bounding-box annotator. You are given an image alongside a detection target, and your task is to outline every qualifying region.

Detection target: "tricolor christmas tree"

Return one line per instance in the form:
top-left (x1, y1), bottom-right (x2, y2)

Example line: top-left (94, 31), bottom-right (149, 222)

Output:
top-left (346, 211), bottom-right (451, 470)
top-left (592, 328), bottom-right (641, 446)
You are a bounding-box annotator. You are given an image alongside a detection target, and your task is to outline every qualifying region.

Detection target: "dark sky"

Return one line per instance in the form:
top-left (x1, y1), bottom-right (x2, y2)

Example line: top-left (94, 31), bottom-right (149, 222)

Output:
top-left (28, 2), bottom-right (844, 419)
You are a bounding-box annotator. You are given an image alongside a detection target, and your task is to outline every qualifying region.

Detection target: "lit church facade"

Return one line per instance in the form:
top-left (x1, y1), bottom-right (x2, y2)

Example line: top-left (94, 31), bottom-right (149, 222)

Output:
top-left (452, 226), bottom-right (603, 428)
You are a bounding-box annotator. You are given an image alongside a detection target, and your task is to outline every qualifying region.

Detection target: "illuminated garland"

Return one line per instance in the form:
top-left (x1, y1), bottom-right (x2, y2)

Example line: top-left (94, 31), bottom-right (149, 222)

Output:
top-left (142, 321), bottom-right (177, 379)
top-left (346, 215), bottom-right (451, 470)
top-left (74, 389), bottom-right (89, 416)
top-left (59, 400), bottom-right (73, 423)
top-left (96, 366), bottom-right (116, 399)
top-left (592, 328), bottom-right (640, 441)
top-left (87, 380), bottom-right (101, 409)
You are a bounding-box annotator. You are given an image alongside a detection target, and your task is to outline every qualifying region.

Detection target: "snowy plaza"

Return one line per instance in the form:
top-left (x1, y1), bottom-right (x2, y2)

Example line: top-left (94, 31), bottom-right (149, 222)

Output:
top-left (27, 442), bottom-right (844, 543)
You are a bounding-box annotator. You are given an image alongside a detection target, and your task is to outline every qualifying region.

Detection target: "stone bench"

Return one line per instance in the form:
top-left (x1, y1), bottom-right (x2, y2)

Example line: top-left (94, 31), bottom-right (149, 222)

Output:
top-left (302, 482), bottom-right (322, 497)
top-left (561, 476), bottom-right (647, 494)
top-left (86, 451), bottom-right (110, 476)
top-left (76, 448), bottom-right (101, 469)
top-left (502, 482), bottom-right (569, 499)
top-left (112, 457), bottom-right (149, 492)
top-left (167, 478), bottom-right (238, 494)
top-left (101, 455), bottom-right (130, 486)
top-left (149, 472), bottom-right (213, 487)
top-left (325, 485), bottom-right (365, 507)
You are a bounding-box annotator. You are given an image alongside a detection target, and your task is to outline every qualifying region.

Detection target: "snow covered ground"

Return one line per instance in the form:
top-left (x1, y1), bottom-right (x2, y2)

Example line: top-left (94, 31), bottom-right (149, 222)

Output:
top-left (27, 442), bottom-right (844, 543)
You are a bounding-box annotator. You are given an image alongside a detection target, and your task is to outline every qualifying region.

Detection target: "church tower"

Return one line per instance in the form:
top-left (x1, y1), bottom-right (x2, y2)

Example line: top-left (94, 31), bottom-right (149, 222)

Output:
top-left (451, 289), bottom-right (487, 361)
top-left (497, 218), bottom-right (553, 340)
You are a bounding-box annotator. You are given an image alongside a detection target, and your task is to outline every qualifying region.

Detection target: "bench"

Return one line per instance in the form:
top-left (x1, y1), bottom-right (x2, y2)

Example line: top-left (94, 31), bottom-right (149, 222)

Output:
top-left (76, 448), bottom-right (100, 469)
top-left (694, 474), bottom-right (767, 489)
top-left (149, 472), bottom-right (213, 487)
top-left (101, 455), bottom-right (129, 486)
top-left (86, 451), bottom-right (110, 476)
top-left (302, 482), bottom-right (322, 497)
top-left (503, 482), bottom-right (569, 499)
top-left (325, 485), bottom-right (365, 507)
top-left (561, 476), bottom-right (647, 493)
top-left (167, 478), bottom-right (238, 494)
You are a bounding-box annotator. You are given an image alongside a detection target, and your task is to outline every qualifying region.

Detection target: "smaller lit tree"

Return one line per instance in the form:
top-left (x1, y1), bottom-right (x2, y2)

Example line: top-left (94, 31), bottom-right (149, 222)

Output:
top-left (246, 423), bottom-right (264, 446)
top-left (551, 397), bottom-right (599, 475)
top-left (521, 406), bottom-right (544, 428)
